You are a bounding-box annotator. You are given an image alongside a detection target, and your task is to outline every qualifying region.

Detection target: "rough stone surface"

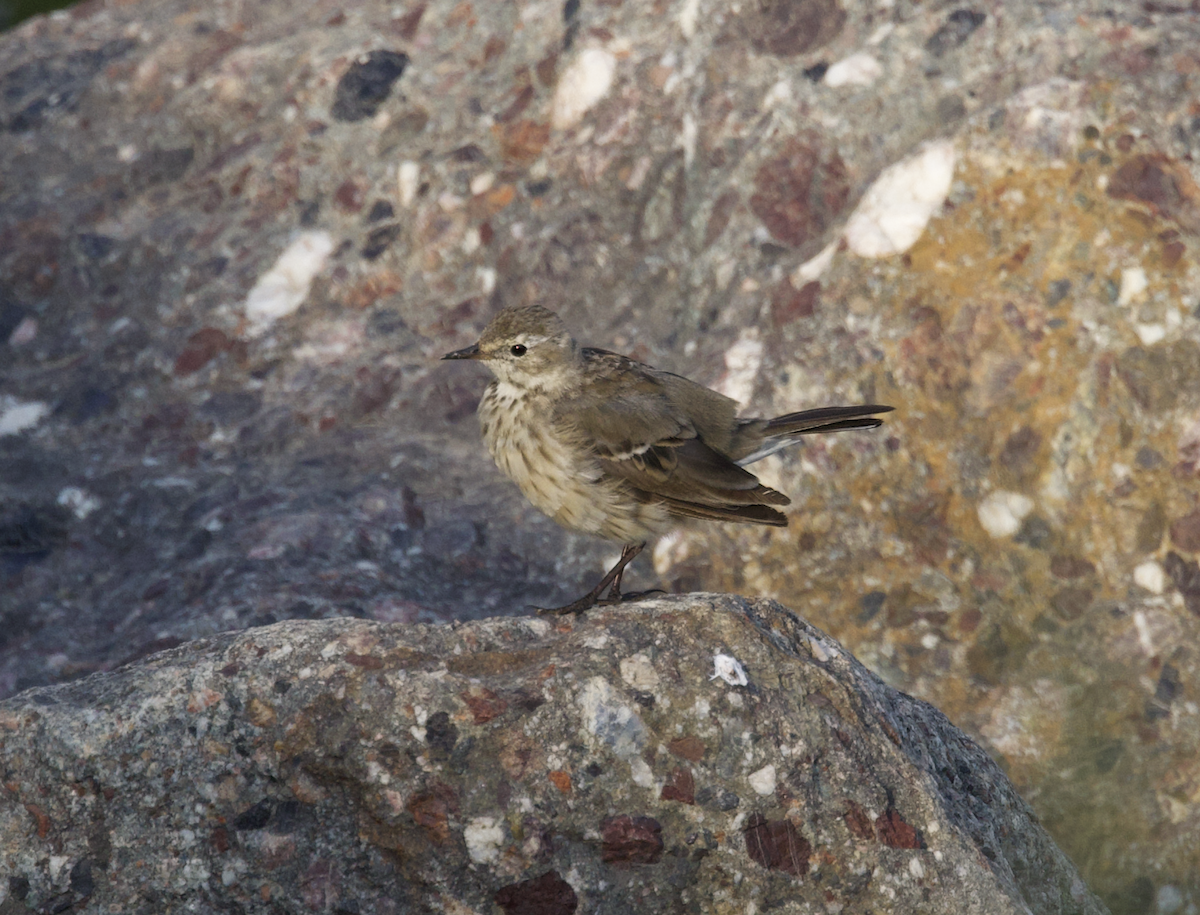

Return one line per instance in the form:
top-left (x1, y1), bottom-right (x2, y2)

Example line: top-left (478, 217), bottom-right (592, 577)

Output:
top-left (0, 596), bottom-right (1106, 914)
top-left (2, 0), bottom-right (1200, 911)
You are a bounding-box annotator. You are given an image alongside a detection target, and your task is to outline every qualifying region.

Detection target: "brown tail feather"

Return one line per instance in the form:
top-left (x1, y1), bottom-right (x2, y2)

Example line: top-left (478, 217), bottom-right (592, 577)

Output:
top-left (733, 404), bottom-right (893, 465)
top-left (765, 404), bottom-right (894, 436)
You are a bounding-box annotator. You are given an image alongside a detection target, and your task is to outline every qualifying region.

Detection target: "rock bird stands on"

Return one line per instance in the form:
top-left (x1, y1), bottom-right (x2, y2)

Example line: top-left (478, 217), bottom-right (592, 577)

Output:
top-left (443, 306), bottom-right (892, 614)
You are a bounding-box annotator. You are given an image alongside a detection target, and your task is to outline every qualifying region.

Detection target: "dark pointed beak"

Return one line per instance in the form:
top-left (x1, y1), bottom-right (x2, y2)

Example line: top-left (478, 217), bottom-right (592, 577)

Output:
top-left (441, 343), bottom-right (482, 360)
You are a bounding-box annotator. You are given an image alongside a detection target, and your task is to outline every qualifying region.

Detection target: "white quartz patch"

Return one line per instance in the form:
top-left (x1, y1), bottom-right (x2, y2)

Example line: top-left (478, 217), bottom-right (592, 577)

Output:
top-left (57, 487), bottom-right (101, 519)
top-left (748, 764), bottom-right (777, 796)
top-left (679, 0), bottom-right (700, 38)
top-left (844, 140), bottom-right (956, 257)
top-left (630, 757), bottom-right (656, 789)
top-left (397, 160), bottom-right (420, 207)
top-left (977, 490), bottom-right (1034, 538)
top-left (1134, 323), bottom-right (1166, 345)
top-left (552, 48), bottom-right (616, 130)
top-left (464, 817), bottom-right (505, 864)
top-left (0, 396), bottom-right (49, 436)
top-left (1118, 267), bottom-right (1148, 305)
top-left (244, 231), bottom-right (335, 336)
top-left (1134, 560), bottom-right (1165, 595)
top-left (824, 52), bottom-right (882, 88)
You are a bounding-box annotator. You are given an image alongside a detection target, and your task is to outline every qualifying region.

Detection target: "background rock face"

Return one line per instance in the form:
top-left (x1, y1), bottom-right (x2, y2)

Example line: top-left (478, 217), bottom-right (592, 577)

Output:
top-left (0, 597), bottom-right (1107, 914)
top-left (0, 0), bottom-right (1198, 911)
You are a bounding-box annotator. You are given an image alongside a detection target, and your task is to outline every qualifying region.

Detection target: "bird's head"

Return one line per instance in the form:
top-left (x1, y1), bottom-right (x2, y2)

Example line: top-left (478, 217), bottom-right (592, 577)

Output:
top-left (441, 305), bottom-right (580, 393)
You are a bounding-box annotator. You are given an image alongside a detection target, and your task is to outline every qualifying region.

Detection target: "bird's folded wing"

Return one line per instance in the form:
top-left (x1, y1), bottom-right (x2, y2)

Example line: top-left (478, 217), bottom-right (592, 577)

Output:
top-left (598, 437), bottom-right (790, 509)
top-left (555, 362), bottom-right (790, 525)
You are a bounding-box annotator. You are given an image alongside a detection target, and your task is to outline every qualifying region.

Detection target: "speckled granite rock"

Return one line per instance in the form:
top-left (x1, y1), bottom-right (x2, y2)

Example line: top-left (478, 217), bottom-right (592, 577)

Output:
top-left (2, 0), bottom-right (1200, 911)
top-left (0, 596), bottom-right (1106, 914)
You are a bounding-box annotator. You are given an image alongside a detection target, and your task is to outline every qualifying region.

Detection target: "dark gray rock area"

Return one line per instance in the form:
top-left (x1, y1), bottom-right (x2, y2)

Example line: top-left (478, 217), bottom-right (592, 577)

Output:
top-left (0, 596), bottom-right (1107, 914)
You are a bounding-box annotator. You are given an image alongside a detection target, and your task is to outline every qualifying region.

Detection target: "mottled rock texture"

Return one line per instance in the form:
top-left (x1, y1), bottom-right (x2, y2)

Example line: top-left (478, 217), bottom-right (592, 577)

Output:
top-left (2, 0), bottom-right (1200, 911)
top-left (0, 597), bottom-right (1106, 914)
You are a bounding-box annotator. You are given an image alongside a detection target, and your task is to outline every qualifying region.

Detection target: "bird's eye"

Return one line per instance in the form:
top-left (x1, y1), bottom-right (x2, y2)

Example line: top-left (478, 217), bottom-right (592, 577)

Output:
top-left (510, 344), bottom-right (527, 357)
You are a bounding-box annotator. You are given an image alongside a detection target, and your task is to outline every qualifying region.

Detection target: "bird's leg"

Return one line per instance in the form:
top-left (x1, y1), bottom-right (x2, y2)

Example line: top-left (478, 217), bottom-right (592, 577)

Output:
top-left (537, 542), bottom-right (646, 616)
top-left (603, 542), bottom-right (643, 602)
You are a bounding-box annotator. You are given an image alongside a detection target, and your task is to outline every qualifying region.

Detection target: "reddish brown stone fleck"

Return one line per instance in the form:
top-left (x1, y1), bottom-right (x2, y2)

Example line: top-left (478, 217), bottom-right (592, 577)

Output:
top-left (1170, 508), bottom-right (1200, 553)
top-left (1049, 555), bottom-right (1096, 580)
top-left (899, 307), bottom-right (970, 400)
top-left (175, 328), bottom-right (232, 375)
top-left (998, 426), bottom-right (1042, 476)
top-left (771, 280), bottom-right (819, 326)
top-left (878, 715), bottom-right (903, 747)
top-left (300, 858), bottom-right (340, 911)
top-left (26, 803), bottom-right (51, 838)
top-left (343, 271), bottom-right (404, 309)
top-left (494, 870), bottom-right (578, 915)
top-left (703, 190), bottom-right (739, 249)
top-left (407, 785), bottom-right (457, 844)
top-left (1051, 587), bottom-right (1093, 621)
top-left (896, 492), bottom-right (952, 565)
top-left (462, 687), bottom-right (508, 724)
top-left (496, 119), bottom-right (549, 165)
top-left (211, 826), bottom-right (231, 853)
top-left (1163, 241), bottom-right (1185, 267)
top-left (660, 766), bottom-right (695, 805)
top-left (445, 1), bottom-right (474, 29)
top-left (843, 800), bottom-right (874, 840)
top-left (548, 770), bottom-right (572, 794)
top-left (535, 51), bottom-right (559, 87)
top-left (1164, 552), bottom-right (1200, 615)
top-left (1108, 153), bottom-right (1200, 228)
top-left (334, 179), bottom-right (366, 213)
top-left (497, 85), bottom-right (534, 123)
top-left (479, 184), bottom-right (517, 216)
top-left (482, 35), bottom-right (507, 64)
top-left (749, 137), bottom-right (850, 248)
top-left (344, 652), bottom-right (383, 669)
top-left (743, 813), bottom-right (811, 876)
top-left (875, 808), bottom-right (923, 849)
top-left (959, 607), bottom-right (983, 634)
top-left (393, 3), bottom-right (425, 39)
top-left (737, 0), bottom-right (846, 57)
top-left (1005, 241), bottom-right (1032, 268)
top-left (187, 688), bottom-right (223, 713)
top-left (667, 736), bottom-right (706, 761)
top-left (351, 366), bottom-right (399, 417)
top-left (600, 815), bottom-right (663, 866)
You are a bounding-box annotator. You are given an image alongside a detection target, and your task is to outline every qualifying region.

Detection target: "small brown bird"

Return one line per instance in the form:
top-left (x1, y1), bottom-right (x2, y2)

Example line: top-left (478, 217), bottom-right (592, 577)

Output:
top-left (443, 306), bottom-right (892, 614)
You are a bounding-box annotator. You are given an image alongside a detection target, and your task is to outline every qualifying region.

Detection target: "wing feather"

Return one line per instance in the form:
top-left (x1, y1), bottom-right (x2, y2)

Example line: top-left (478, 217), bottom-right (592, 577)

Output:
top-left (553, 350), bottom-right (790, 526)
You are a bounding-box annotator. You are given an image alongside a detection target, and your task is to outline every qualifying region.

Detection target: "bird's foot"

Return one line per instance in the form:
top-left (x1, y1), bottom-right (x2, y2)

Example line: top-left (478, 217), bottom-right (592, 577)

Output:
top-left (613, 588), bottom-right (666, 602)
top-left (535, 593), bottom-right (600, 616)
top-left (534, 542), bottom-right (648, 616)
